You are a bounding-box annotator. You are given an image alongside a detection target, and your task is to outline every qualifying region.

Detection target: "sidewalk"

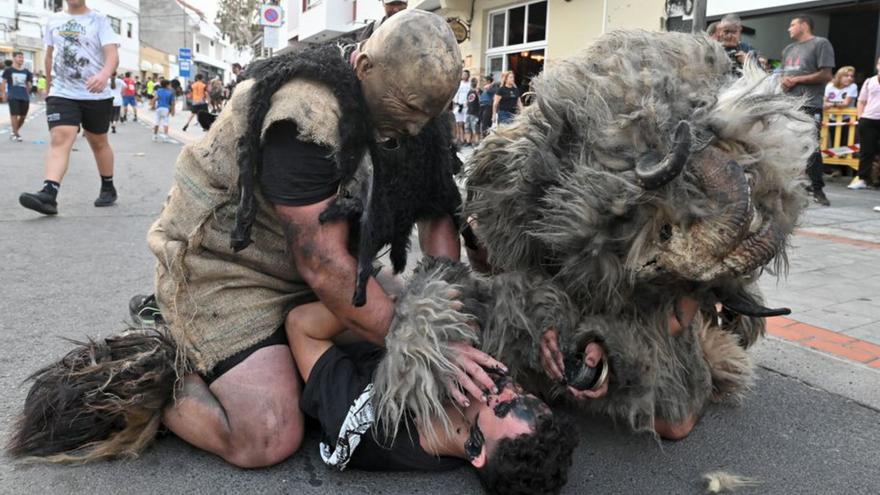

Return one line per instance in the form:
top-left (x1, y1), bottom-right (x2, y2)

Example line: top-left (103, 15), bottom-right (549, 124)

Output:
top-left (757, 178), bottom-right (880, 365)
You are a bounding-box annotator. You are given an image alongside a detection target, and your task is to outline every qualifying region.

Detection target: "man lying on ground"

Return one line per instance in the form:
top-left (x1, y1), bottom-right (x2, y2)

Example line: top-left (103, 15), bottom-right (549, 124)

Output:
top-left (286, 301), bottom-right (578, 495)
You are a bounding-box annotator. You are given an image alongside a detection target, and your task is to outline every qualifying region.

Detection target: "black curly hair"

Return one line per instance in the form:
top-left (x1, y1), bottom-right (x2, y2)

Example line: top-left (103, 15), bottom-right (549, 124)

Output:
top-left (476, 413), bottom-right (578, 495)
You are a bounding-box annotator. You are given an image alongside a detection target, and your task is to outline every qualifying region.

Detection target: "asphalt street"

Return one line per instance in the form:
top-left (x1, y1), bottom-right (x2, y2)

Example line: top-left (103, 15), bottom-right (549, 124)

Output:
top-left (1, 104), bottom-right (878, 494)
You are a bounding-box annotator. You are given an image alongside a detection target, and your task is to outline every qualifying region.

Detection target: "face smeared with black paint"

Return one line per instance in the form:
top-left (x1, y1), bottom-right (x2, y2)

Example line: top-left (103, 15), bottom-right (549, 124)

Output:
top-left (355, 10), bottom-right (462, 140)
top-left (465, 375), bottom-right (551, 466)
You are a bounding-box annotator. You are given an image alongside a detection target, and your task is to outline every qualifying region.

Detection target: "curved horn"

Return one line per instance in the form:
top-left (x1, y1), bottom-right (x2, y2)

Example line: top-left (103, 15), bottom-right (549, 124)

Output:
top-left (714, 288), bottom-right (791, 317)
top-left (635, 121), bottom-right (692, 189)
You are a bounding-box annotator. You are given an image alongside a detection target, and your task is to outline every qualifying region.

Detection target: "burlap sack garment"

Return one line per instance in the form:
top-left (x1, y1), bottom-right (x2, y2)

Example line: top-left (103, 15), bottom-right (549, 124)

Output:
top-left (147, 77), bottom-right (346, 373)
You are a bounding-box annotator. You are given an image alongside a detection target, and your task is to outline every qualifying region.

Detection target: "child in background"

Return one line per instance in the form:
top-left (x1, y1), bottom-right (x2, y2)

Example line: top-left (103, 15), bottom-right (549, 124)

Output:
top-left (109, 72), bottom-right (124, 134)
top-left (151, 79), bottom-right (175, 142)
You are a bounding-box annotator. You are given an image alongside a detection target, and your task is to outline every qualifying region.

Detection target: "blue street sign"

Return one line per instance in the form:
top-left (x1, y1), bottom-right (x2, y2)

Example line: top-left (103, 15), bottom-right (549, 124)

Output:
top-left (179, 48), bottom-right (192, 78)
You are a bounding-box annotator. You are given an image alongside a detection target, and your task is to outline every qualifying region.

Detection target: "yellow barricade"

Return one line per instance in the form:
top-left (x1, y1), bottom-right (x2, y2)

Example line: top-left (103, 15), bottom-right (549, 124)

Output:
top-left (820, 108), bottom-right (859, 171)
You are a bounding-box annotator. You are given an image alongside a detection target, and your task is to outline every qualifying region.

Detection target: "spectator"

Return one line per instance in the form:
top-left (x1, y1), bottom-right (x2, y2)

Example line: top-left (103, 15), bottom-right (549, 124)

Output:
top-left (151, 79), bottom-right (175, 142)
top-left (824, 66), bottom-right (858, 109)
top-left (145, 76), bottom-right (155, 99)
top-left (781, 13), bottom-right (834, 206)
top-left (706, 21), bottom-right (719, 39)
top-left (716, 14), bottom-right (754, 72)
top-left (121, 71), bottom-right (137, 121)
top-left (452, 69), bottom-right (470, 145)
top-left (493, 71), bottom-right (522, 126)
top-left (852, 57), bottom-right (880, 191)
top-left (182, 73), bottom-right (207, 131)
top-left (226, 62), bottom-right (243, 98)
top-left (478, 75), bottom-right (497, 137)
top-left (208, 77), bottom-right (224, 113)
top-left (108, 71), bottom-right (124, 133)
top-left (18, 0), bottom-right (121, 216)
top-left (1, 51), bottom-right (34, 142)
top-left (36, 72), bottom-right (47, 99)
top-left (465, 76), bottom-right (481, 146)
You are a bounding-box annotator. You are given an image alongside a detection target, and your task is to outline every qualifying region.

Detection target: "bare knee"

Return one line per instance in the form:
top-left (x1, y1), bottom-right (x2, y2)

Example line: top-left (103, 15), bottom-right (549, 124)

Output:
top-left (224, 412), bottom-right (305, 468)
top-left (655, 414), bottom-right (697, 441)
top-left (50, 127), bottom-right (77, 148)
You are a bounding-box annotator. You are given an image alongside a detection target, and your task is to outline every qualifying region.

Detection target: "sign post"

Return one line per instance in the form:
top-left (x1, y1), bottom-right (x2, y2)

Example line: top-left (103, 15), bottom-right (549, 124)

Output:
top-left (259, 5), bottom-right (283, 27)
top-left (178, 47), bottom-right (192, 79)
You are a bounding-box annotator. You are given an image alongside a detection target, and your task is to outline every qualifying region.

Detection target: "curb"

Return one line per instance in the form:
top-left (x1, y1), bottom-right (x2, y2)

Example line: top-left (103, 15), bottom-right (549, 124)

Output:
top-left (767, 316), bottom-right (880, 369)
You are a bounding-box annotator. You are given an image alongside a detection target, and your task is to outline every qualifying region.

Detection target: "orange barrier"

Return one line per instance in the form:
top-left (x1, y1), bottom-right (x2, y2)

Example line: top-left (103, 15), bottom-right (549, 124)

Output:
top-left (820, 107), bottom-right (859, 171)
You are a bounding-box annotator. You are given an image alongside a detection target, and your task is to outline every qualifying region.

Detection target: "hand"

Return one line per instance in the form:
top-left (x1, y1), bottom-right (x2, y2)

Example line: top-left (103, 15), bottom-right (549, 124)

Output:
top-left (734, 51), bottom-right (746, 64)
top-left (781, 76), bottom-right (798, 91)
top-left (540, 327), bottom-right (565, 381)
top-left (568, 343), bottom-right (609, 400)
top-left (86, 73), bottom-right (108, 93)
top-left (445, 341), bottom-right (508, 407)
top-left (540, 329), bottom-right (610, 399)
top-left (667, 296), bottom-right (700, 336)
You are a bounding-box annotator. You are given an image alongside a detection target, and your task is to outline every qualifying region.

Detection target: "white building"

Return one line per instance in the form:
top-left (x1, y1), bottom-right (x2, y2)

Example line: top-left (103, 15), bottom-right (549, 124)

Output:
top-left (140, 0), bottom-right (251, 83)
top-left (0, 0), bottom-right (138, 75)
top-left (285, 0), bottom-right (385, 44)
top-left (94, 0), bottom-right (140, 74)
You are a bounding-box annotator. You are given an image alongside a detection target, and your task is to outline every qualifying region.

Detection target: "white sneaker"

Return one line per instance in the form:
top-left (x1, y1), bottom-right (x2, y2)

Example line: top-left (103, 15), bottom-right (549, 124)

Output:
top-left (160, 134), bottom-right (169, 143)
top-left (874, 206), bottom-right (880, 212)
top-left (152, 134), bottom-right (159, 142)
top-left (14, 135), bottom-right (23, 142)
top-left (847, 178), bottom-right (867, 190)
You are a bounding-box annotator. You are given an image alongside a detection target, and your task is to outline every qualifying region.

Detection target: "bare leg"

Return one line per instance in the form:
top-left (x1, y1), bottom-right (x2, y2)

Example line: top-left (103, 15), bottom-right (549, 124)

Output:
top-left (10, 115), bottom-right (22, 135)
top-left (83, 131), bottom-right (114, 177)
top-left (43, 125), bottom-right (79, 182)
top-left (162, 345), bottom-right (304, 468)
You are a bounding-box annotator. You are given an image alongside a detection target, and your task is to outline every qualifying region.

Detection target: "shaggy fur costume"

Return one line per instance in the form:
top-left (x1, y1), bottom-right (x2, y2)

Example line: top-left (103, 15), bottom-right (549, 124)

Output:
top-left (461, 30), bottom-right (813, 429)
top-left (378, 30), bottom-right (814, 434)
top-left (7, 329), bottom-right (184, 463)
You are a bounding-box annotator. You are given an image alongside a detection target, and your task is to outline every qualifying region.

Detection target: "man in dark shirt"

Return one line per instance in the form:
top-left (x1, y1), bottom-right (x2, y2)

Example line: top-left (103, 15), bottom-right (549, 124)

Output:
top-left (478, 75), bottom-right (497, 136)
top-left (781, 14), bottom-right (834, 206)
top-left (287, 301), bottom-right (577, 494)
top-left (1, 51), bottom-right (34, 142)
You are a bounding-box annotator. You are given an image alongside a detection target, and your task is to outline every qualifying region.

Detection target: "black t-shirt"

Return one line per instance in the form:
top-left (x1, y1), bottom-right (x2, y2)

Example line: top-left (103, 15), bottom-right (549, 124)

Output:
top-left (496, 85), bottom-right (520, 113)
top-left (466, 89), bottom-right (481, 116)
top-left (259, 120), bottom-right (341, 206)
top-left (300, 342), bottom-right (465, 472)
top-left (2, 67), bottom-right (33, 101)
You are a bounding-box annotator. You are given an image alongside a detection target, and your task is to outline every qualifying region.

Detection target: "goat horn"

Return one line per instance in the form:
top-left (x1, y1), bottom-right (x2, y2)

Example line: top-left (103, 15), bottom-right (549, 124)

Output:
top-left (635, 121), bottom-right (692, 189)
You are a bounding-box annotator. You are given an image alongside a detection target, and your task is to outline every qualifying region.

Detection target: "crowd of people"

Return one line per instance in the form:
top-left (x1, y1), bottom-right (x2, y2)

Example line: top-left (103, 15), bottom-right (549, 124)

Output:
top-left (705, 13), bottom-right (880, 210)
top-left (449, 69), bottom-right (525, 148)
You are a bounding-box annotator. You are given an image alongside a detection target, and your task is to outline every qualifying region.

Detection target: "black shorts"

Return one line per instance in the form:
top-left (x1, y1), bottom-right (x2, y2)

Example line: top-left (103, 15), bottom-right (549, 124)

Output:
top-left (111, 106), bottom-right (121, 121)
top-left (191, 102), bottom-right (208, 113)
top-left (8, 99), bottom-right (29, 116)
top-left (202, 325), bottom-right (290, 385)
top-left (46, 96), bottom-right (113, 134)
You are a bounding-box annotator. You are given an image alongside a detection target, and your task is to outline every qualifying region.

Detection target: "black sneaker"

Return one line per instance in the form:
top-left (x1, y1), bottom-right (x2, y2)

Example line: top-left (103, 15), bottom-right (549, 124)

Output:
top-left (129, 294), bottom-right (163, 327)
top-left (811, 188), bottom-right (830, 207)
top-left (19, 190), bottom-right (58, 215)
top-left (94, 187), bottom-right (117, 207)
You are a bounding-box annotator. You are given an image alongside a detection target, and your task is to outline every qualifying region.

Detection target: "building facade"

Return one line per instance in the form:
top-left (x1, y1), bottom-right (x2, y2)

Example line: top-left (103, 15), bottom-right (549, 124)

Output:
top-left (285, 0), bottom-right (385, 43)
top-left (414, 0), bottom-right (665, 88)
top-left (140, 0), bottom-right (248, 83)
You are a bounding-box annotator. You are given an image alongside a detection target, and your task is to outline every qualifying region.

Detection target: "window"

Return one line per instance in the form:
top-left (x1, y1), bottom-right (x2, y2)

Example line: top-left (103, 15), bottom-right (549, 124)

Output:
top-left (196, 42), bottom-right (201, 53)
top-left (485, 1), bottom-right (548, 92)
top-left (108, 15), bottom-right (121, 35)
top-left (303, 0), bottom-right (321, 11)
top-left (210, 40), bottom-right (214, 47)
top-left (487, 1), bottom-right (547, 50)
top-left (127, 23), bottom-right (132, 38)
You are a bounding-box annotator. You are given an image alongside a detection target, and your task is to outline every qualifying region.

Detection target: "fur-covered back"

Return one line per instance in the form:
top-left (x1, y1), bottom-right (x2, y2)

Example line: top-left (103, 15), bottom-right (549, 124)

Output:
top-left (466, 30), bottom-right (814, 311)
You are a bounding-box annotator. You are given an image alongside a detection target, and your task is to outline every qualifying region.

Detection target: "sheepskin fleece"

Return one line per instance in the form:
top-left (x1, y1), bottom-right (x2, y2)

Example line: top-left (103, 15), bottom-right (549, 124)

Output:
top-left (147, 77), bottom-right (340, 373)
top-left (459, 30), bottom-right (815, 429)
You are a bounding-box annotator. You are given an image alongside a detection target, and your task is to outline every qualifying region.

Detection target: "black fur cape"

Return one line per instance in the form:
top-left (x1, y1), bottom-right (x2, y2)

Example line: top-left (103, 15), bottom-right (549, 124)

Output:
top-left (233, 44), bottom-right (462, 306)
